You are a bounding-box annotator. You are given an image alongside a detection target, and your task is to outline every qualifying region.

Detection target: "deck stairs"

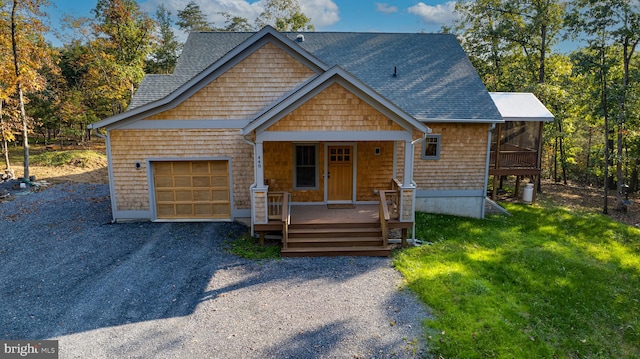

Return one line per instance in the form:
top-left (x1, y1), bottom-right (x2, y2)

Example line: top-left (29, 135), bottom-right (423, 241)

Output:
top-left (281, 221), bottom-right (391, 257)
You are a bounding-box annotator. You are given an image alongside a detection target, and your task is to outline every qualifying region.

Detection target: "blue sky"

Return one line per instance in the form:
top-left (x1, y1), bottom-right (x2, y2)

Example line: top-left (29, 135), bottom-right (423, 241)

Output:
top-left (45, 1), bottom-right (458, 45)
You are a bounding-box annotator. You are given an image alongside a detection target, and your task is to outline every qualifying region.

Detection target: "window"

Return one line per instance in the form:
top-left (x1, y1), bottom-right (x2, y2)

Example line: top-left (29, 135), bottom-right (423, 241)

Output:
top-left (422, 134), bottom-right (441, 160)
top-left (294, 144), bottom-right (317, 189)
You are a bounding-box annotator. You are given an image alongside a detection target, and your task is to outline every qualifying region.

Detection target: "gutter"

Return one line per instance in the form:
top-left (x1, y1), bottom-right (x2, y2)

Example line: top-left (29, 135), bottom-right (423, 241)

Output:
top-left (242, 133), bottom-right (258, 237)
top-left (481, 123), bottom-right (496, 219)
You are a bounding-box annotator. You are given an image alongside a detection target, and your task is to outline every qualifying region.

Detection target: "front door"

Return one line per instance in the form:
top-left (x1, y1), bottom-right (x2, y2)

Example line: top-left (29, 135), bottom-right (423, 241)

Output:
top-left (327, 146), bottom-right (354, 202)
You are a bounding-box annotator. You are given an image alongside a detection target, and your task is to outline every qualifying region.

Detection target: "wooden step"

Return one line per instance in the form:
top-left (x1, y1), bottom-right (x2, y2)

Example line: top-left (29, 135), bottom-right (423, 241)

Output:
top-left (286, 236), bottom-right (384, 248)
top-left (288, 227), bottom-right (381, 238)
top-left (281, 246), bottom-right (391, 257)
top-left (288, 222), bottom-right (380, 230)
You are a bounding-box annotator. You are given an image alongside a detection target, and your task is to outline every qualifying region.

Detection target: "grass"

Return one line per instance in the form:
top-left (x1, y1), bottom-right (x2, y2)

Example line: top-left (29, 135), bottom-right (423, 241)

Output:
top-left (30, 150), bottom-right (105, 168)
top-left (394, 203), bottom-right (640, 358)
top-left (6, 143), bottom-right (106, 169)
top-left (226, 232), bottom-right (281, 260)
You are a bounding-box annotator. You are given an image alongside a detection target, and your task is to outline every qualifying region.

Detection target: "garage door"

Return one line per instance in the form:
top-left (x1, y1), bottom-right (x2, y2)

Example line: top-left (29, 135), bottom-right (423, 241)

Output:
top-left (153, 161), bottom-right (231, 219)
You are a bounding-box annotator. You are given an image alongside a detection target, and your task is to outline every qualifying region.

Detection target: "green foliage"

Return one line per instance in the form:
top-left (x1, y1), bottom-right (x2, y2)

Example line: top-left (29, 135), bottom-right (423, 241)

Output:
top-left (146, 4), bottom-right (181, 74)
top-left (394, 204), bottom-right (640, 358)
top-left (226, 232), bottom-right (281, 260)
top-left (176, 1), bottom-right (214, 33)
top-left (256, 0), bottom-right (314, 31)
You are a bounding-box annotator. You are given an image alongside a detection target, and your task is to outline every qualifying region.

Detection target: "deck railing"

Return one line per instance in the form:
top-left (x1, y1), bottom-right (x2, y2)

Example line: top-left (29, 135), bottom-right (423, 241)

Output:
top-left (267, 191), bottom-right (290, 249)
top-left (490, 144), bottom-right (538, 169)
top-left (379, 191), bottom-right (390, 247)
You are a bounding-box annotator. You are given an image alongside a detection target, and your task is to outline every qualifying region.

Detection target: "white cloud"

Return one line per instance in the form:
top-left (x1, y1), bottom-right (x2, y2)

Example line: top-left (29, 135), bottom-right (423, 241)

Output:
top-left (300, 0), bottom-right (340, 27)
top-left (139, 0), bottom-right (262, 27)
top-left (375, 3), bottom-right (398, 14)
top-left (139, 0), bottom-right (339, 29)
top-left (407, 1), bottom-right (458, 26)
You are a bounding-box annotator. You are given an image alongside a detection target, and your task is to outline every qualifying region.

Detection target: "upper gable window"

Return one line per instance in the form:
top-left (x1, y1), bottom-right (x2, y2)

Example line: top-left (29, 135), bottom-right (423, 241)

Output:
top-left (422, 135), bottom-right (441, 160)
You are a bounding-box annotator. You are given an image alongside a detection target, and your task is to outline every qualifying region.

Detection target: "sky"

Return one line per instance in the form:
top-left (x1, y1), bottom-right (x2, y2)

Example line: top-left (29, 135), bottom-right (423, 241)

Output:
top-left (44, 0), bottom-right (459, 45)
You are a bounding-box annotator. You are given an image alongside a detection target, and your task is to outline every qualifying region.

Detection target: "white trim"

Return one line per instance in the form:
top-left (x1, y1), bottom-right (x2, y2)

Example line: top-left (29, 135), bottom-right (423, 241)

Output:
top-left (416, 189), bottom-right (485, 197)
top-left (421, 134), bottom-right (442, 160)
top-left (258, 131), bottom-right (411, 142)
top-left (147, 157), bottom-right (234, 221)
top-left (403, 141), bottom-right (414, 187)
top-left (418, 117), bottom-right (504, 124)
top-left (244, 66), bottom-right (430, 135)
top-left (116, 120), bottom-right (252, 130)
top-left (482, 124), bottom-right (494, 219)
top-left (89, 26), bottom-right (327, 130)
top-left (106, 131), bottom-right (118, 222)
top-left (324, 143), bottom-right (357, 204)
top-left (113, 210), bottom-right (152, 221)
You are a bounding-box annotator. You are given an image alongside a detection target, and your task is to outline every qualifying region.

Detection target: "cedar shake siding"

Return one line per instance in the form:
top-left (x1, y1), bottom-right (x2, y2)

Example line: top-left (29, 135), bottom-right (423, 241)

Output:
top-left (146, 42), bottom-right (316, 121)
top-left (109, 129), bottom-right (253, 213)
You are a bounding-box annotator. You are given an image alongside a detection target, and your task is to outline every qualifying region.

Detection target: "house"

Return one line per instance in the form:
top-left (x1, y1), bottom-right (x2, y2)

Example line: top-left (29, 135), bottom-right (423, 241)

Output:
top-left (89, 26), bottom-right (506, 256)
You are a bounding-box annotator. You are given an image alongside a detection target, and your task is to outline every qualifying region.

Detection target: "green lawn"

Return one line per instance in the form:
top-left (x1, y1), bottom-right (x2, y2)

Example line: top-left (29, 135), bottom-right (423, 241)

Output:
top-left (394, 202), bottom-right (640, 358)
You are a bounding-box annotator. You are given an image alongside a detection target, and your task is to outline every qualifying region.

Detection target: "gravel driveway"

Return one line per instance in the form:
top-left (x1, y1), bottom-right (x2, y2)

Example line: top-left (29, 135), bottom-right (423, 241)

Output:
top-left (0, 183), bottom-right (430, 358)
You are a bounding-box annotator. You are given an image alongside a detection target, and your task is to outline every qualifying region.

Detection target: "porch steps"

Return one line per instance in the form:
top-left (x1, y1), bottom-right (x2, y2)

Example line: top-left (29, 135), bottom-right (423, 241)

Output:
top-left (281, 222), bottom-right (390, 257)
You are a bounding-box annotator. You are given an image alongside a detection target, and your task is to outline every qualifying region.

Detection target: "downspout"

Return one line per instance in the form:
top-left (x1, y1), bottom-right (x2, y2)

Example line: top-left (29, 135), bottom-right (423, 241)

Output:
top-left (408, 128), bottom-right (430, 245)
top-left (88, 125), bottom-right (116, 222)
top-left (242, 133), bottom-right (258, 188)
top-left (482, 124), bottom-right (496, 219)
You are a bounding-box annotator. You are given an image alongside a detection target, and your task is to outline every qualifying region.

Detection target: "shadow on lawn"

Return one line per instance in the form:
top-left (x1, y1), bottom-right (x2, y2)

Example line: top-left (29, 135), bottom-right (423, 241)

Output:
top-left (405, 205), bottom-right (640, 357)
top-left (0, 183), bottom-right (426, 358)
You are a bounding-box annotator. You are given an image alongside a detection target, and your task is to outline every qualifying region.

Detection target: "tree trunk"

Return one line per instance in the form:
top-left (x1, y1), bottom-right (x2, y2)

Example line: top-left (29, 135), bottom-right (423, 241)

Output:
top-left (601, 45), bottom-right (609, 215)
top-left (557, 119), bottom-right (568, 184)
top-left (11, 0), bottom-right (29, 182)
top-left (585, 128), bottom-right (592, 185)
top-left (614, 35), bottom-right (637, 211)
top-left (0, 99), bottom-right (13, 179)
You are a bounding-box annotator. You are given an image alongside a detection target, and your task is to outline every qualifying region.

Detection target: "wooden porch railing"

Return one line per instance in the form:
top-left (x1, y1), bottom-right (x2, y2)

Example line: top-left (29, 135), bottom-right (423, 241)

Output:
top-left (267, 191), bottom-right (290, 249)
top-left (490, 145), bottom-right (538, 169)
top-left (379, 190), bottom-right (390, 248)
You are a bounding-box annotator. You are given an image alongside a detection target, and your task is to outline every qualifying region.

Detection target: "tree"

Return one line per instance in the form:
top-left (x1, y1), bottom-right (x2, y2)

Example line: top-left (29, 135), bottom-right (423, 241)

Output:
top-left (566, 0), bottom-right (640, 213)
top-left (176, 1), bottom-right (214, 33)
top-left (218, 11), bottom-right (254, 32)
top-left (256, 0), bottom-right (314, 31)
top-left (146, 4), bottom-right (181, 74)
top-left (3, 0), bottom-right (54, 181)
top-left (88, 0), bottom-right (154, 116)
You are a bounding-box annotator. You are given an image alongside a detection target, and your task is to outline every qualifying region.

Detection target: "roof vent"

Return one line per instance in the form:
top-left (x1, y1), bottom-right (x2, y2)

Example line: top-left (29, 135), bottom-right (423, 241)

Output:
top-left (296, 34), bottom-right (305, 42)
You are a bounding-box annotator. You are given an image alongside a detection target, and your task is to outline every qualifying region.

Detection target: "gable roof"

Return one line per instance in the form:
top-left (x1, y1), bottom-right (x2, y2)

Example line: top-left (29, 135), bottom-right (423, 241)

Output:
top-left (90, 26), bottom-right (502, 130)
top-left (489, 92), bottom-right (554, 122)
top-left (243, 66), bottom-right (430, 134)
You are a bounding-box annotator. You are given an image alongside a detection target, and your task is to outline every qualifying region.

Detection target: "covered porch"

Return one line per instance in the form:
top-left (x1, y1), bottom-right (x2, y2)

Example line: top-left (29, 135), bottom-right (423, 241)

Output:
top-left (488, 93), bottom-right (554, 202)
top-left (253, 180), bottom-right (414, 256)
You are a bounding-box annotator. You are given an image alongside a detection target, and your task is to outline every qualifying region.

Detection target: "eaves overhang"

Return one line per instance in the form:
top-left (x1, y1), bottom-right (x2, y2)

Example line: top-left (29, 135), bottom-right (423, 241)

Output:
top-left (88, 26), bottom-right (330, 130)
top-left (241, 65), bottom-right (431, 136)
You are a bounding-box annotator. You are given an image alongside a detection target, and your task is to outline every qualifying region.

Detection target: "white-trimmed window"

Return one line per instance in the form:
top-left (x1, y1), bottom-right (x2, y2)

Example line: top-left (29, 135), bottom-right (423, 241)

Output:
top-left (422, 134), bottom-right (441, 160)
top-left (294, 144), bottom-right (318, 189)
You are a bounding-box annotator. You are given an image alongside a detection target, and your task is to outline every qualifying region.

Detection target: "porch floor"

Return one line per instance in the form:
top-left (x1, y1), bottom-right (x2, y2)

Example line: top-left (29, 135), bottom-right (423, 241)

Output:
top-left (289, 204), bottom-right (379, 225)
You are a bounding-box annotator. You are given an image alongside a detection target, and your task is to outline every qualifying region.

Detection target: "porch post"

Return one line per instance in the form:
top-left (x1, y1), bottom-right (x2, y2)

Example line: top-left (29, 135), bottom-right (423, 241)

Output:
top-left (251, 141), bottom-right (269, 227)
top-left (403, 140), bottom-right (414, 187)
top-left (255, 141), bottom-right (265, 186)
top-left (399, 140), bottom-right (416, 224)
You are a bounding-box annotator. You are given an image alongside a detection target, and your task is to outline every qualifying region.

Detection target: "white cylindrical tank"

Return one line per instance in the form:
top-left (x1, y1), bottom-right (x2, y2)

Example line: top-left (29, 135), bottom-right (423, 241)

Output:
top-left (523, 183), bottom-right (534, 203)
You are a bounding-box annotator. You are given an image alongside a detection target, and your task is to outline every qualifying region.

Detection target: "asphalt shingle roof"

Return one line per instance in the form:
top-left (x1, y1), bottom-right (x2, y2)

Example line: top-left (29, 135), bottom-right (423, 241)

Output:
top-left (128, 30), bottom-right (501, 122)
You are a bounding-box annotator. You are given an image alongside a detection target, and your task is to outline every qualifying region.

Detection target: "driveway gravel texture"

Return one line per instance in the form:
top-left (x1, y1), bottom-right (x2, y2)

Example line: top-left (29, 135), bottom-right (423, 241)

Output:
top-left (0, 183), bottom-right (431, 358)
